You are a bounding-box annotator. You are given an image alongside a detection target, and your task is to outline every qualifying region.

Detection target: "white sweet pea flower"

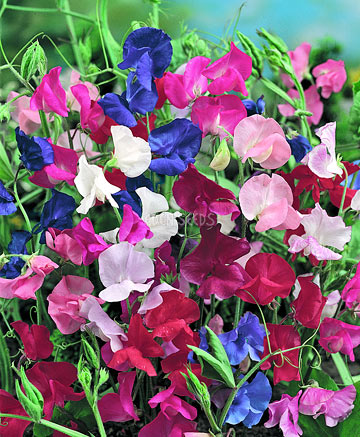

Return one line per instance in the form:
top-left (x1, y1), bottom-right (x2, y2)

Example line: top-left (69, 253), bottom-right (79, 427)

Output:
top-left (111, 125), bottom-right (151, 177)
top-left (74, 155), bottom-right (119, 214)
top-left (136, 187), bottom-right (181, 249)
top-left (351, 189), bottom-right (360, 211)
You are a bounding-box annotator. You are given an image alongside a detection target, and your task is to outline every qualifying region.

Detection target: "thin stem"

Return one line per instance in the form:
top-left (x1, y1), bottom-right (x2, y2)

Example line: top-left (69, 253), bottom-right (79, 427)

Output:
top-left (4, 4), bottom-right (95, 22)
top-left (113, 206), bottom-right (122, 227)
top-left (0, 324), bottom-right (13, 392)
top-left (339, 166), bottom-right (349, 216)
top-left (96, 0), bottom-right (109, 69)
top-left (39, 110), bottom-right (51, 138)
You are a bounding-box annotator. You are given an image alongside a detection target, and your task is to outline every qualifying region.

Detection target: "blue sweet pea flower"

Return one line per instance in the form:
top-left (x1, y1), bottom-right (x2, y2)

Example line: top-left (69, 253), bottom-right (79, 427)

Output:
top-left (118, 27), bottom-right (172, 91)
top-left (126, 72), bottom-right (159, 114)
top-left (219, 312), bottom-right (265, 365)
top-left (343, 160), bottom-right (360, 189)
top-left (242, 95), bottom-right (265, 116)
top-left (0, 181), bottom-right (17, 215)
top-left (15, 127), bottom-right (54, 171)
top-left (34, 189), bottom-right (75, 243)
top-left (97, 93), bottom-right (137, 127)
top-left (0, 231), bottom-right (31, 279)
top-left (286, 134), bottom-right (312, 162)
top-left (148, 119), bottom-right (202, 175)
top-left (226, 372), bottom-right (272, 427)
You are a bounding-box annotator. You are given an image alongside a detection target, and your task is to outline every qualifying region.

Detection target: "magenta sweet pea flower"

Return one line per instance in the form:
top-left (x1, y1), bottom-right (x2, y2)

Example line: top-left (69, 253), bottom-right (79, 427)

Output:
top-left (234, 115), bottom-right (291, 169)
top-left (299, 385), bottom-right (356, 426)
top-left (342, 262), bottom-right (360, 316)
top-left (71, 83), bottom-right (105, 133)
top-left (278, 85), bottom-right (323, 126)
top-left (30, 66), bottom-right (69, 117)
top-left (164, 56), bottom-right (210, 109)
top-left (66, 70), bottom-right (99, 111)
top-left (180, 224), bottom-right (250, 300)
top-left (172, 163), bottom-right (240, 226)
top-left (312, 59), bottom-right (347, 99)
top-left (191, 95), bottom-right (247, 139)
top-left (202, 42), bottom-right (252, 95)
top-left (138, 411), bottom-right (197, 437)
top-left (118, 204), bottom-right (153, 245)
top-left (239, 173), bottom-right (301, 232)
top-left (319, 317), bottom-right (360, 361)
top-left (98, 371), bottom-right (139, 423)
top-left (149, 385), bottom-right (197, 421)
top-left (11, 321), bottom-right (53, 361)
top-left (281, 42), bottom-right (311, 88)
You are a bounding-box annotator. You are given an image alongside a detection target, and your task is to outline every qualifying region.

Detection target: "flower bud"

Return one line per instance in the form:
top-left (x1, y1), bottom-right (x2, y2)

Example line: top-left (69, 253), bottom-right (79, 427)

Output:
top-left (20, 40), bottom-right (47, 81)
top-left (210, 139), bottom-right (231, 171)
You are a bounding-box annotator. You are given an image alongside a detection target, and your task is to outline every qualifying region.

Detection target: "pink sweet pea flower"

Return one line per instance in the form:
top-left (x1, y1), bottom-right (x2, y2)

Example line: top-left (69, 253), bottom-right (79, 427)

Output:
top-left (29, 142), bottom-right (79, 188)
top-left (0, 255), bottom-right (58, 300)
top-left (11, 321), bottom-right (53, 360)
top-left (47, 275), bottom-right (101, 334)
top-left (299, 385), bottom-right (356, 426)
top-left (191, 95), bottom-right (247, 139)
top-left (342, 262), bottom-right (360, 316)
top-left (7, 91), bottom-right (43, 134)
top-left (239, 173), bottom-right (301, 232)
top-left (71, 83), bottom-right (105, 133)
top-left (288, 203), bottom-right (351, 261)
top-left (149, 386), bottom-right (197, 421)
top-left (98, 242), bottom-right (154, 302)
top-left (281, 42), bottom-right (311, 88)
top-left (312, 59), bottom-right (347, 99)
top-left (98, 371), bottom-right (139, 423)
top-left (30, 66), bottom-right (69, 117)
top-left (138, 411), bottom-right (197, 437)
top-left (278, 85), bottom-right (323, 126)
top-left (234, 115), bottom-right (291, 169)
top-left (46, 228), bottom-right (83, 265)
top-left (118, 204), bottom-right (153, 245)
top-left (302, 122), bottom-right (343, 179)
top-left (264, 390), bottom-right (303, 437)
top-left (202, 42), bottom-right (252, 95)
top-left (66, 70), bottom-right (99, 111)
top-left (164, 56), bottom-right (210, 109)
top-left (319, 317), bottom-right (360, 361)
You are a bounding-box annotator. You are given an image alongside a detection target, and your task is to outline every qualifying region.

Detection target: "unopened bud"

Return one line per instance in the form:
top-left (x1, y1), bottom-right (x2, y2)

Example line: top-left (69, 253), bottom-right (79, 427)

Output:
top-left (210, 139), bottom-right (231, 171)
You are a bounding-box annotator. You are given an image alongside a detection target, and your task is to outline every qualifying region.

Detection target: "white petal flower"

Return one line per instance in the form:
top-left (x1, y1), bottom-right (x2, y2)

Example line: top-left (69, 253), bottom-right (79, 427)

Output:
top-left (74, 155), bottom-right (120, 214)
top-left (111, 125), bottom-right (151, 177)
top-left (351, 189), bottom-right (360, 211)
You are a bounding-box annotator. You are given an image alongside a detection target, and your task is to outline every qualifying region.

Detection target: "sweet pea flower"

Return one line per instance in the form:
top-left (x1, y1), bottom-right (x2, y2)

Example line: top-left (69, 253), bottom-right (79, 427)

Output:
top-left (71, 83), bottom-right (105, 132)
top-left (234, 115), bottom-right (291, 169)
top-left (319, 317), bottom-right (360, 361)
top-left (239, 173), bottom-right (301, 232)
top-left (46, 228), bottom-right (82, 265)
top-left (278, 85), bottom-right (323, 126)
top-left (302, 122), bottom-right (343, 179)
top-left (138, 411), bottom-right (197, 437)
top-left (118, 204), bottom-right (153, 245)
top-left (74, 155), bottom-right (120, 214)
top-left (111, 125), bottom-right (152, 177)
top-left (281, 42), bottom-right (311, 88)
top-left (191, 95), bottom-right (247, 139)
top-left (322, 290), bottom-right (341, 320)
top-left (164, 56), bottom-right (210, 108)
top-left (299, 385), bottom-right (356, 426)
top-left (98, 242), bottom-right (154, 302)
top-left (30, 66), bottom-right (69, 117)
top-left (0, 180), bottom-right (17, 215)
top-left (0, 390), bottom-right (30, 437)
top-left (0, 231), bottom-right (31, 279)
top-left (288, 203), bottom-right (351, 261)
top-left (11, 320), bottom-right (53, 360)
top-left (7, 91), bottom-right (42, 134)
top-left (0, 255), bottom-right (58, 300)
top-left (242, 95), bottom-right (266, 116)
top-left (97, 92), bottom-right (137, 127)
top-left (350, 188), bottom-right (360, 211)
top-left (66, 70), bottom-right (99, 111)
top-left (15, 127), bottom-right (54, 171)
top-left (172, 163), bottom-right (239, 226)
top-left (264, 391), bottom-right (303, 437)
top-left (287, 133), bottom-right (312, 163)
top-left (202, 42), bottom-right (252, 95)
top-left (342, 262), bottom-right (360, 315)
top-left (313, 59), bottom-right (347, 99)
top-left (149, 386), bottom-right (197, 422)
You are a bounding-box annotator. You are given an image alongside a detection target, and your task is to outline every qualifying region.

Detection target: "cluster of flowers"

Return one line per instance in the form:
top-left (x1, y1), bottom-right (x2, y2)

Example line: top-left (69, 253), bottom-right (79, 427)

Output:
top-left (0, 22), bottom-right (359, 437)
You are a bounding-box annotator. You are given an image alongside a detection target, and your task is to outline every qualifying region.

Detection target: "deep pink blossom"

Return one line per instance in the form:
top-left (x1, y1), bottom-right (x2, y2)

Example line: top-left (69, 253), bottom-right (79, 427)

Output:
top-left (299, 385), bottom-right (356, 426)
top-left (138, 411), bottom-right (197, 437)
top-left (118, 204), bottom-right (153, 245)
top-left (234, 115), bottom-right (291, 169)
top-left (278, 85), bottom-right (323, 126)
top-left (281, 42), bottom-right (311, 88)
top-left (239, 173), bottom-right (300, 232)
top-left (319, 317), bottom-right (360, 361)
top-left (181, 224), bottom-right (250, 300)
top-left (202, 42), bottom-right (252, 95)
top-left (173, 164), bottom-right (239, 226)
top-left (7, 91), bottom-right (43, 134)
top-left (149, 386), bottom-right (197, 421)
top-left (191, 95), bottom-right (247, 138)
top-left (0, 390), bottom-right (30, 437)
top-left (312, 59), bottom-right (347, 99)
top-left (30, 66), bottom-right (69, 117)
top-left (342, 262), bottom-right (360, 316)
top-left (71, 83), bottom-right (105, 132)
top-left (11, 320), bottom-right (53, 360)
top-left (164, 56), bottom-right (210, 108)
top-left (66, 70), bottom-right (99, 111)
top-left (46, 228), bottom-right (83, 265)
top-left (98, 371), bottom-right (139, 423)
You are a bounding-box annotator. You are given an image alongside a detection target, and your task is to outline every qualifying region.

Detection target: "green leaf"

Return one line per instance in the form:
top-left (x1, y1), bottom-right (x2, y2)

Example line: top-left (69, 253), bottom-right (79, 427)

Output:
top-left (0, 140), bottom-right (14, 181)
top-left (33, 423), bottom-right (53, 437)
top-left (260, 77), bottom-right (295, 106)
top-left (339, 381), bottom-right (360, 436)
top-left (298, 413), bottom-right (339, 437)
top-left (308, 368), bottom-right (338, 391)
top-left (353, 79), bottom-right (360, 95)
top-left (349, 85), bottom-right (360, 140)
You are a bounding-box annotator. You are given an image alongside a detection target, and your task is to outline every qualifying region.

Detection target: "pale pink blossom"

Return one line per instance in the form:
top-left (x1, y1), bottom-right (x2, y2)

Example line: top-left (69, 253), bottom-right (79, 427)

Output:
top-left (233, 115), bottom-right (291, 169)
top-left (7, 91), bottom-right (43, 134)
top-left (281, 42), bottom-right (311, 88)
top-left (313, 59), bottom-right (347, 99)
top-left (239, 173), bottom-right (301, 232)
top-left (66, 71), bottom-right (99, 111)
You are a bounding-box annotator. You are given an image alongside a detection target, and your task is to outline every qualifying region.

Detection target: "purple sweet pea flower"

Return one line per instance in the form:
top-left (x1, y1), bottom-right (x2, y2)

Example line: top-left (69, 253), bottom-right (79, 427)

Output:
top-left (219, 312), bottom-right (265, 365)
top-left (97, 93), bottom-right (137, 127)
top-left (126, 71), bottom-right (159, 114)
top-left (0, 230), bottom-right (31, 279)
top-left (0, 181), bottom-right (17, 216)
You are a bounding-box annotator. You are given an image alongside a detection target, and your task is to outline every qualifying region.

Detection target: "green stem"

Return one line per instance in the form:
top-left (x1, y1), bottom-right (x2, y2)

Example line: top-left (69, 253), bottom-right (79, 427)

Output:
top-left (13, 176), bottom-right (34, 252)
top-left (99, 0), bottom-right (121, 68)
top-left (0, 324), bottom-right (13, 392)
top-left (331, 352), bottom-right (353, 386)
top-left (151, 1), bottom-right (160, 27)
top-left (4, 4), bottom-right (95, 22)
top-left (292, 75), bottom-right (312, 141)
top-left (39, 110), bottom-right (51, 138)
top-left (96, 0), bottom-right (109, 69)
top-left (339, 166), bottom-right (349, 216)
top-left (113, 206), bottom-right (122, 227)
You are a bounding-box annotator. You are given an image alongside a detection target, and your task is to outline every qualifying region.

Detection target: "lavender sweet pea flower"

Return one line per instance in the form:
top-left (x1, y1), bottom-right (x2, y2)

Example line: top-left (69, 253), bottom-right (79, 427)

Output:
top-left (0, 181), bottom-right (17, 216)
top-left (219, 312), bottom-right (265, 365)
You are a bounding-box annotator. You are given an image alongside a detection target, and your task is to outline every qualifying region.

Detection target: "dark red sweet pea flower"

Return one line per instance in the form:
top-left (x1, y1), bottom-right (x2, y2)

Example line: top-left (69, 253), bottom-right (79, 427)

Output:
top-left (0, 390), bottom-right (30, 437)
top-left (181, 224), bottom-right (250, 300)
top-left (260, 324), bottom-right (301, 385)
top-left (130, 113), bottom-right (156, 140)
top-left (173, 164), bottom-right (240, 226)
top-left (26, 361), bottom-right (85, 419)
top-left (291, 276), bottom-right (327, 329)
top-left (324, 161), bottom-right (360, 209)
top-left (155, 74), bottom-right (167, 109)
top-left (11, 321), bottom-right (53, 360)
top-left (153, 241), bottom-right (178, 287)
top-left (236, 253), bottom-right (296, 306)
top-left (108, 314), bottom-right (164, 376)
